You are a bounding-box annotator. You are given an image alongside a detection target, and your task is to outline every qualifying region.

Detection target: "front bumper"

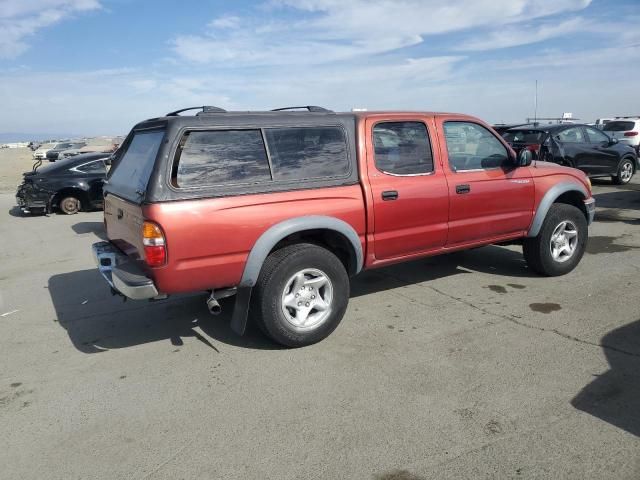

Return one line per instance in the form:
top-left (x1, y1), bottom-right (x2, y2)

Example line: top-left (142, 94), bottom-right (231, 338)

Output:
top-left (92, 241), bottom-right (159, 300)
top-left (584, 198), bottom-right (596, 225)
top-left (16, 183), bottom-right (49, 212)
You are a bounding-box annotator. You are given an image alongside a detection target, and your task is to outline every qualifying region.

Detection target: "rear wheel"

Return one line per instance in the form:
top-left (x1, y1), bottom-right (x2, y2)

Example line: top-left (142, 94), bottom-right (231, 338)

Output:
top-left (252, 243), bottom-right (349, 347)
top-left (612, 158), bottom-right (634, 185)
top-left (59, 196), bottom-right (81, 215)
top-left (523, 203), bottom-right (587, 276)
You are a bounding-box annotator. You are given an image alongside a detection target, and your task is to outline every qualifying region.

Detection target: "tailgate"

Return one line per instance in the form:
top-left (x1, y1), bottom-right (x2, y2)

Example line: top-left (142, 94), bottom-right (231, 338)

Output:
top-left (104, 194), bottom-right (146, 261)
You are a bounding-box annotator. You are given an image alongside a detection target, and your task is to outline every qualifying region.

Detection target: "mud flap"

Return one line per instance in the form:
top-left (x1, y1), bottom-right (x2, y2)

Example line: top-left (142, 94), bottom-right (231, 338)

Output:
top-left (230, 287), bottom-right (252, 335)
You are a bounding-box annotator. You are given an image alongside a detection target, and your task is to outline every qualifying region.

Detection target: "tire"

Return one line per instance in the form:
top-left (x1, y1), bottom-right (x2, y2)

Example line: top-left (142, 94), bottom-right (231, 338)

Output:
top-left (523, 203), bottom-right (588, 276)
top-left (612, 158), bottom-right (634, 185)
top-left (252, 243), bottom-right (350, 347)
top-left (59, 196), bottom-right (81, 215)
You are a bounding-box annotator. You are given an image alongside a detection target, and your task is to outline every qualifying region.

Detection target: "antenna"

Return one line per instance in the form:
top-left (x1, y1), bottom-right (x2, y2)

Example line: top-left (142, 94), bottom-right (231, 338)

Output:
top-left (534, 80), bottom-right (538, 124)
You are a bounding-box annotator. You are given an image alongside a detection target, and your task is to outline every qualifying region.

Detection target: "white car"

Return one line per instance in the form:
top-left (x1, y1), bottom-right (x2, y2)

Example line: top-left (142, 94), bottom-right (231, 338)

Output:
top-left (33, 143), bottom-right (57, 160)
top-left (603, 118), bottom-right (640, 154)
top-left (594, 118), bottom-right (614, 130)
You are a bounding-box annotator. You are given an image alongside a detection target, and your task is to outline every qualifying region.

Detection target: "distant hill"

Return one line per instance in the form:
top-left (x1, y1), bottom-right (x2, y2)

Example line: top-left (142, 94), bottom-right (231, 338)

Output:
top-left (0, 133), bottom-right (80, 143)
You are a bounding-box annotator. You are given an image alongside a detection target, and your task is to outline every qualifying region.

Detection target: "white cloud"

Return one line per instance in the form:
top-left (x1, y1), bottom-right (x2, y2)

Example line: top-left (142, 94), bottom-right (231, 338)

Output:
top-left (0, 0), bottom-right (101, 58)
top-left (172, 0), bottom-right (594, 65)
top-left (3, 40), bottom-right (638, 135)
top-left (2, 0), bottom-right (637, 135)
top-left (454, 17), bottom-right (589, 51)
top-left (208, 15), bottom-right (241, 29)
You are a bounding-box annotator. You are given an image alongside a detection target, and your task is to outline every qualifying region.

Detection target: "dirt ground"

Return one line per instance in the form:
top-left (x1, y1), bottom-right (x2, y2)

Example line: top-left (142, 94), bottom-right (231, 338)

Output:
top-left (0, 148), bottom-right (34, 193)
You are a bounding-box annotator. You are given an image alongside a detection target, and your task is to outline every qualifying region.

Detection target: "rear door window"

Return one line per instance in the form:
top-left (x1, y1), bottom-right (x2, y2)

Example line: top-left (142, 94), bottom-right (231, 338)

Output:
top-left (75, 159), bottom-right (106, 174)
top-left (372, 121), bottom-right (433, 175)
top-left (173, 129), bottom-right (271, 187)
top-left (108, 130), bottom-right (164, 202)
top-left (264, 127), bottom-right (349, 181)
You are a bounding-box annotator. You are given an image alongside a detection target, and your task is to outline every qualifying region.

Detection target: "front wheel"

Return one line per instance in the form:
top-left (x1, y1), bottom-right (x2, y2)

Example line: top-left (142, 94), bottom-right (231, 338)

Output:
top-left (612, 158), bottom-right (634, 185)
top-left (59, 196), bottom-right (81, 215)
top-left (523, 203), bottom-right (588, 276)
top-left (252, 243), bottom-right (350, 347)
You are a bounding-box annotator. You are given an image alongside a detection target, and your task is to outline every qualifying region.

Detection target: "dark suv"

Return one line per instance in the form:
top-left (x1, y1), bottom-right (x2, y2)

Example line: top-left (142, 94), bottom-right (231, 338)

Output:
top-left (501, 123), bottom-right (638, 184)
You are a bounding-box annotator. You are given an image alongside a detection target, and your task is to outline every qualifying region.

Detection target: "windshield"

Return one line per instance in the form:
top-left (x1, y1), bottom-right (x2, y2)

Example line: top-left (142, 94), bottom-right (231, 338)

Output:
top-left (603, 121), bottom-right (635, 132)
top-left (107, 130), bottom-right (164, 202)
top-left (502, 130), bottom-right (545, 144)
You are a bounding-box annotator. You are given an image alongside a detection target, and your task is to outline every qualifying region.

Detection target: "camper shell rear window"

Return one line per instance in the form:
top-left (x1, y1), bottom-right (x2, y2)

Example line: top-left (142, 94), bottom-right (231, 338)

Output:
top-left (107, 129), bottom-right (164, 202)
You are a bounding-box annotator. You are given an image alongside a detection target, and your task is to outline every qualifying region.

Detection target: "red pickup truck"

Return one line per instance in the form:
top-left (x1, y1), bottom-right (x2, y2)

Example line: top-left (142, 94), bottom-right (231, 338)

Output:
top-left (93, 106), bottom-right (595, 347)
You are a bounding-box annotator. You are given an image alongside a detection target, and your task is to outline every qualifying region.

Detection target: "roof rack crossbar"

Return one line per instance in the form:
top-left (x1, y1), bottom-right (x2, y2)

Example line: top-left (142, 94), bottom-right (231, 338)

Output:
top-left (271, 106), bottom-right (333, 113)
top-left (166, 106), bottom-right (227, 116)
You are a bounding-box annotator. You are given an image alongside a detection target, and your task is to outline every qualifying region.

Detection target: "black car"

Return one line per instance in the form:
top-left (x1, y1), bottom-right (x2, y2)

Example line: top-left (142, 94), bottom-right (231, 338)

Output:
top-left (16, 152), bottom-right (109, 215)
top-left (501, 124), bottom-right (638, 184)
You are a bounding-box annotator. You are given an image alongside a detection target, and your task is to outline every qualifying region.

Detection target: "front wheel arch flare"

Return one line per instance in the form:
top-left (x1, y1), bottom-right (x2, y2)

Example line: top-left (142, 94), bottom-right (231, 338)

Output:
top-left (528, 182), bottom-right (588, 238)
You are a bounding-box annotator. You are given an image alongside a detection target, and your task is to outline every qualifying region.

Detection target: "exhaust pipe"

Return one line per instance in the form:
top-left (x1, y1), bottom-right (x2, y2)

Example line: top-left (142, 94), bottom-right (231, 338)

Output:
top-left (206, 294), bottom-right (222, 315)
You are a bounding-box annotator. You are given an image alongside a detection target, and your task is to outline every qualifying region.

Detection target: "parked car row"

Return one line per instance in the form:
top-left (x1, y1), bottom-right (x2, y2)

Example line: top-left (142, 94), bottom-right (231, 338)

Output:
top-left (497, 123), bottom-right (638, 184)
top-left (45, 142), bottom-right (87, 161)
top-left (32, 139), bottom-right (120, 161)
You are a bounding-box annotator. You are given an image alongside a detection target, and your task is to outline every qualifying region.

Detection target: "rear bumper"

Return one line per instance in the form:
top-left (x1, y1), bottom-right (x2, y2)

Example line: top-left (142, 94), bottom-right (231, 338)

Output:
top-left (92, 241), bottom-right (159, 300)
top-left (584, 198), bottom-right (596, 225)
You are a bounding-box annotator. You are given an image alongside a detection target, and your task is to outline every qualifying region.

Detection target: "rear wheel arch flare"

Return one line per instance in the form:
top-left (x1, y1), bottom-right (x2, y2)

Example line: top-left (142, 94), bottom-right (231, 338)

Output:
top-left (240, 216), bottom-right (363, 288)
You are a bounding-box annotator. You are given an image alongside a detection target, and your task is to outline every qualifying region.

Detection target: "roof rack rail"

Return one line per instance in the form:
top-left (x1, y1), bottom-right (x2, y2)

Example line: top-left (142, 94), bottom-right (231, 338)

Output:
top-left (166, 106), bottom-right (227, 116)
top-left (271, 106), bottom-right (333, 113)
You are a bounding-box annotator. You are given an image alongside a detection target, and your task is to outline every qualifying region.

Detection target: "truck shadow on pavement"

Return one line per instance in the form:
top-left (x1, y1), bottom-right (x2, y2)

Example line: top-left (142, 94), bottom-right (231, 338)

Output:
top-left (71, 221), bottom-right (108, 240)
top-left (351, 246), bottom-right (531, 297)
top-left (48, 268), bottom-right (277, 353)
top-left (49, 245), bottom-right (534, 353)
top-left (571, 319), bottom-right (640, 438)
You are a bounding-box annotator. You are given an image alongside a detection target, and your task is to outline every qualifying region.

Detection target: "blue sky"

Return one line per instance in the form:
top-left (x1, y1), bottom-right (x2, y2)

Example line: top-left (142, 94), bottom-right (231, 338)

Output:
top-left (0, 0), bottom-right (639, 135)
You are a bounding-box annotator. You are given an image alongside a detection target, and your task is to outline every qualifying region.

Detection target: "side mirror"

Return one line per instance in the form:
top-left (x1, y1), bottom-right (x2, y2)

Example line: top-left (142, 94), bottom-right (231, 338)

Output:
top-left (517, 149), bottom-right (533, 167)
top-left (609, 137), bottom-right (618, 145)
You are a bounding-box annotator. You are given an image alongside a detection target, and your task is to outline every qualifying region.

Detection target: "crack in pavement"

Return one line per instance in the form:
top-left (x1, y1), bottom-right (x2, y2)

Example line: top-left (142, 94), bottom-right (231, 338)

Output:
top-left (378, 271), bottom-right (640, 359)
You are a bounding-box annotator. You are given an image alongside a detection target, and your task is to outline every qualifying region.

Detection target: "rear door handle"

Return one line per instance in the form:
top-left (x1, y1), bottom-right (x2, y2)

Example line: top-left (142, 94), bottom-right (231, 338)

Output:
top-left (456, 184), bottom-right (471, 194)
top-left (381, 190), bottom-right (399, 201)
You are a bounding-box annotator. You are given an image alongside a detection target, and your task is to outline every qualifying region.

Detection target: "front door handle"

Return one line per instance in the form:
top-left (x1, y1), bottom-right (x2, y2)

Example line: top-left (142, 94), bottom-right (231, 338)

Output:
top-left (381, 190), bottom-right (399, 201)
top-left (456, 184), bottom-right (471, 194)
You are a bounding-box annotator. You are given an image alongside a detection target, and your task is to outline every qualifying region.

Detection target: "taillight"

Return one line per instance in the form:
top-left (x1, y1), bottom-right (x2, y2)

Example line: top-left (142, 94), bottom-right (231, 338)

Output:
top-left (624, 131), bottom-right (638, 137)
top-left (142, 221), bottom-right (166, 267)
